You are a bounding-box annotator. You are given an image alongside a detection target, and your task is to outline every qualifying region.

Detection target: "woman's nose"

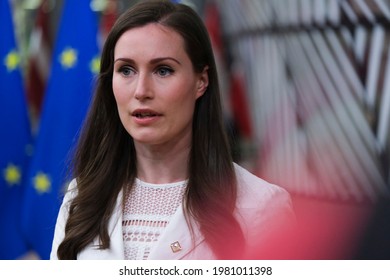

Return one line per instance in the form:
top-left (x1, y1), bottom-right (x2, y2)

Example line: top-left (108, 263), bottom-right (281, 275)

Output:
top-left (134, 73), bottom-right (153, 101)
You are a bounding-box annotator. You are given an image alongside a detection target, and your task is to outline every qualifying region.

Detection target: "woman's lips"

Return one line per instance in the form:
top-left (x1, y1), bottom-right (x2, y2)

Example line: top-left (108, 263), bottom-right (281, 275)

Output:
top-left (131, 109), bottom-right (162, 124)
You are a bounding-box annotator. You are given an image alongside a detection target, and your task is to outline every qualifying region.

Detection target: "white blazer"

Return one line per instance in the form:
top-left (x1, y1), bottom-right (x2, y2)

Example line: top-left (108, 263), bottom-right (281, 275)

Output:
top-left (50, 164), bottom-right (294, 260)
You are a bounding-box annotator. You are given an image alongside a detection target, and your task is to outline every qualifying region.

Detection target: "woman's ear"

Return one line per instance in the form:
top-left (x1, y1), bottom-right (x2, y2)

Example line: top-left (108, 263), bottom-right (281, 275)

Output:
top-left (196, 66), bottom-right (209, 98)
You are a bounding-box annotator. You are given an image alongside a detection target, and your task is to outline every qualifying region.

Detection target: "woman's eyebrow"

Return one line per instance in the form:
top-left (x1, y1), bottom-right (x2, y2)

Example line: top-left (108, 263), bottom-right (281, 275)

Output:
top-left (114, 58), bottom-right (135, 64)
top-left (114, 57), bottom-right (181, 65)
top-left (150, 57), bottom-right (181, 65)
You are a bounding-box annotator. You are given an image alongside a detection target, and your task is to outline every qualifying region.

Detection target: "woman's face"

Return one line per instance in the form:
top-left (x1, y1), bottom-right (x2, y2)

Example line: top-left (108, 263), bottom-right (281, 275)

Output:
top-left (112, 23), bottom-right (208, 147)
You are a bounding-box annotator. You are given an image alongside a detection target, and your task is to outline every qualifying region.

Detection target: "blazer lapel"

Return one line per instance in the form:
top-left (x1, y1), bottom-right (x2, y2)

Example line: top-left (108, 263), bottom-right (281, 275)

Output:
top-left (147, 205), bottom-right (205, 260)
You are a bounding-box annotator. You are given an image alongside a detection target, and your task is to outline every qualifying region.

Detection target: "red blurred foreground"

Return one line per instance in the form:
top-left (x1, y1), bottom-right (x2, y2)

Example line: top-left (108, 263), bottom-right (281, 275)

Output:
top-left (248, 195), bottom-right (385, 259)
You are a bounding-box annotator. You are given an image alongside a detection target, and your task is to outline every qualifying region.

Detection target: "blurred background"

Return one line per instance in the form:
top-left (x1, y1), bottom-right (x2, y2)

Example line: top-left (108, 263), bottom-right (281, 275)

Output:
top-left (1, 0), bottom-right (390, 260)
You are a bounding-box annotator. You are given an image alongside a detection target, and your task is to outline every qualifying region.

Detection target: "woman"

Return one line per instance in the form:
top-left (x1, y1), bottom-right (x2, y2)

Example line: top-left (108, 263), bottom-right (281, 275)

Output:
top-left (50, 0), bottom-right (294, 260)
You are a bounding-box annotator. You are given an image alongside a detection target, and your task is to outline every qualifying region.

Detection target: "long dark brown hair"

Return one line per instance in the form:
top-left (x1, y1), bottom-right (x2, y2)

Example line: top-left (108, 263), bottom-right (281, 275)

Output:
top-left (57, 0), bottom-right (244, 259)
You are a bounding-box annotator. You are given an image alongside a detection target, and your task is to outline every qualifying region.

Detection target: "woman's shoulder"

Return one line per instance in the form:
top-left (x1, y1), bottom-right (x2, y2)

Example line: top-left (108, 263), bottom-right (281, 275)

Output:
top-left (60, 178), bottom-right (79, 205)
top-left (67, 178), bottom-right (78, 191)
top-left (233, 163), bottom-right (296, 258)
top-left (233, 163), bottom-right (292, 209)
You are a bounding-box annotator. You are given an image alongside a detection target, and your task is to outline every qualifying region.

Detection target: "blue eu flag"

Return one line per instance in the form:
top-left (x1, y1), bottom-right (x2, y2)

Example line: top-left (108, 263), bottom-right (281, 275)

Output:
top-left (21, 0), bottom-right (100, 259)
top-left (0, 0), bottom-right (33, 259)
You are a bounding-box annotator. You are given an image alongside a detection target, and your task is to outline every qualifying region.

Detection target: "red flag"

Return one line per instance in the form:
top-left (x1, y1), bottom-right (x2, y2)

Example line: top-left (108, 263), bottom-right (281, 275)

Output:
top-left (204, 2), bottom-right (252, 139)
top-left (99, 0), bottom-right (118, 46)
top-left (26, 1), bottom-right (52, 122)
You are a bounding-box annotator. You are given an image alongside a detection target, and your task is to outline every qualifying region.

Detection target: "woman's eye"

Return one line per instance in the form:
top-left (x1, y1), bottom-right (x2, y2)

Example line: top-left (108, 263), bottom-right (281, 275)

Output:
top-left (119, 66), bottom-right (134, 76)
top-left (156, 66), bottom-right (173, 77)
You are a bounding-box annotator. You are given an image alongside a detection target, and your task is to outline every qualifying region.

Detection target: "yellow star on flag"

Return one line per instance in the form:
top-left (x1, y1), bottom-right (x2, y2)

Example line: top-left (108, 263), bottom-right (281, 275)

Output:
top-left (3, 163), bottom-right (21, 186)
top-left (33, 172), bottom-right (51, 194)
top-left (4, 50), bottom-right (20, 72)
top-left (59, 47), bottom-right (78, 69)
top-left (90, 55), bottom-right (101, 74)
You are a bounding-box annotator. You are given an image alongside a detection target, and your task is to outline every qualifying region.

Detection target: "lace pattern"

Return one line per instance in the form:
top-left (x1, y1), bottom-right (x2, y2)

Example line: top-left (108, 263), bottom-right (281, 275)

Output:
top-left (122, 178), bottom-right (187, 260)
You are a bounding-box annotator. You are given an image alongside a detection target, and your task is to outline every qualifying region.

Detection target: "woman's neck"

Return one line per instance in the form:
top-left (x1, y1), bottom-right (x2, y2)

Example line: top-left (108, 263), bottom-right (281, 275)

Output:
top-left (134, 139), bottom-right (190, 184)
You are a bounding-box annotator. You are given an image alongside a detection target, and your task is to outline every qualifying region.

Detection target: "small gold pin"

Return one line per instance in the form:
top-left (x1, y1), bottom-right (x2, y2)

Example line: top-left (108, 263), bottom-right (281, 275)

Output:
top-left (170, 241), bottom-right (182, 253)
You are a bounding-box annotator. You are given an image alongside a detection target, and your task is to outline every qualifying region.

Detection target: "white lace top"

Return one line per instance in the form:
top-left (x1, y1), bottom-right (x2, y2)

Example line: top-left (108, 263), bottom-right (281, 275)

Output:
top-left (122, 178), bottom-right (188, 260)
